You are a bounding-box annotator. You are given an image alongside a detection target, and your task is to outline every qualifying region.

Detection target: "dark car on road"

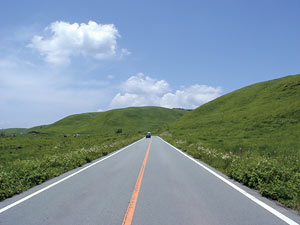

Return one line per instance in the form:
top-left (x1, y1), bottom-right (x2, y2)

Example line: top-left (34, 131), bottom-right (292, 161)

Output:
top-left (146, 132), bottom-right (151, 138)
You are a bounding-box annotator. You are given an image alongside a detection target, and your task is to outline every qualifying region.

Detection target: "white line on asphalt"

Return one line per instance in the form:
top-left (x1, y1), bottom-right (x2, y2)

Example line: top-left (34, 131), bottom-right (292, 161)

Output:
top-left (0, 138), bottom-right (144, 214)
top-left (158, 137), bottom-right (299, 225)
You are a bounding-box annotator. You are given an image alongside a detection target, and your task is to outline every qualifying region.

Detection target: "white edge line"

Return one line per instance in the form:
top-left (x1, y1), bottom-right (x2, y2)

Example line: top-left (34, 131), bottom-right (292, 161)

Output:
top-left (158, 137), bottom-right (299, 225)
top-left (0, 138), bottom-right (144, 214)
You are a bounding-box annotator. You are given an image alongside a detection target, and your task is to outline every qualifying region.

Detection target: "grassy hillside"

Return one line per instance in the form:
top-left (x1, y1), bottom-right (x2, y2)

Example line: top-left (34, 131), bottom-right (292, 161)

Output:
top-left (167, 74), bottom-right (300, 154)
top-left (0, 106), bottom-right (187, 201)
top-left (1, 128), bottom-right (28, 135)
top-left (162, 74), bottom-right (300, 210)
top-left (31, 106), bottom-right (187, 135)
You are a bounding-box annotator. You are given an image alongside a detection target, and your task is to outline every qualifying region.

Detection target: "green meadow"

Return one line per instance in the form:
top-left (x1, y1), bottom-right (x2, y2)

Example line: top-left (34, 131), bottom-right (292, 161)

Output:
top-left (0, 107), bottom-right (186, 201)
top-left (1, 75), bottom-right (300, 210)
top-left (161, 74), bottom-right (300, 210)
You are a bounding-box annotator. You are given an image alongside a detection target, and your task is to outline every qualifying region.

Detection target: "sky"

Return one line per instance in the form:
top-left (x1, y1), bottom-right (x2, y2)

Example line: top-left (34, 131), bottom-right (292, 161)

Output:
top-left (0, 0), bottom-right (300, 128)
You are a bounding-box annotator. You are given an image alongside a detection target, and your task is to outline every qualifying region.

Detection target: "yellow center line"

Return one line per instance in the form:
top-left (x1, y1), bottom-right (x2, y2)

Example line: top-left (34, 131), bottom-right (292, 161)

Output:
top-left (122, 138), bottom-right (152, 225)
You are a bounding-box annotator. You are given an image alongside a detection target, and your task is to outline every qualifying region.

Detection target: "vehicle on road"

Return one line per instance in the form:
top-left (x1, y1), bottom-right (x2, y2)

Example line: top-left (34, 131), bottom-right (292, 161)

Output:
top-left (146, 132), bottom-right (151, 138)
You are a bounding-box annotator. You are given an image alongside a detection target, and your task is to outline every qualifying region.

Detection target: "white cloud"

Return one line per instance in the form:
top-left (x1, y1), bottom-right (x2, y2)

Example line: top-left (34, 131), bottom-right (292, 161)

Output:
top-left (28, 21), bottom-right (123, 65)
top-left (0, 54), bottom-right (221, 128)
top-left (111, 93), bottom-right (160, 107)
top-left (160, 85), bottom-right (222, 109)
top-left (121, 73), bottom-right (170, 95)
top-left (110, 73), bottom-right (222, 109)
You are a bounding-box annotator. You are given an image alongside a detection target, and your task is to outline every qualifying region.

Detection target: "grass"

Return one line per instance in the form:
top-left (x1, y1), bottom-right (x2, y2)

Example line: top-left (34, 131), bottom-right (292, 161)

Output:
top-left (2, 74), bottom-right (300, 211)
top-left (1, 128), bottom-right (27, 136)
top-left (30, 106), bottom-right (187, 135)
top-left (0, 106), bottom-right (187, 201)
top-left (0, 133), bottom-right (141, 200)
top-left (161, 74), bottom-right (300, 210)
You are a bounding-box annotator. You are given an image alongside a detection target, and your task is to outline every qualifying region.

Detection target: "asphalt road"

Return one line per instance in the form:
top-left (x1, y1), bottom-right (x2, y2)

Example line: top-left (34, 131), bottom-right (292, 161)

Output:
top-left (0, 136), bottom-right (299, 225)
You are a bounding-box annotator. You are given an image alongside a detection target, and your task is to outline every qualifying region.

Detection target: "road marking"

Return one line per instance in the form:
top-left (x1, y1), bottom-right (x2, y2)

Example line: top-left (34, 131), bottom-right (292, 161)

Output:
top-left (122, 138), bottom-right (152, 225)
top-left (0, 138), bottom-right (144, 214)
top-left (158, 137), bottom-right (299, 225)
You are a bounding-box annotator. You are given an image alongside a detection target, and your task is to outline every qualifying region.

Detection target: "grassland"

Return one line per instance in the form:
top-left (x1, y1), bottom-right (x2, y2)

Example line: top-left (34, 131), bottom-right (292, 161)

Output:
top-left (2, 75), bottom-right (300, 211)
top-left (161, 74), bottom-right (300, 210)
top-left (30, 106), bottom-right (187, 135)
top-left (1, 128), bottom-right (27, 136)
top-left (0, 134), bottom-right (141, 201)
top-left (0, 107), bottom-right (187, 201)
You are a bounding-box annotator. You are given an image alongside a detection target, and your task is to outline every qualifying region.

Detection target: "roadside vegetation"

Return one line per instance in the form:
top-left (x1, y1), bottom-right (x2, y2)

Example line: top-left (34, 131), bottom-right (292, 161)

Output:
top-left (161, 74), bottom-right (300, 211)
top-left (0, 107), bottom-right (187, 201)
top-left (0, 134), bottom-right (141, 201)
top-left (1, 75), bottom-right (300, 211)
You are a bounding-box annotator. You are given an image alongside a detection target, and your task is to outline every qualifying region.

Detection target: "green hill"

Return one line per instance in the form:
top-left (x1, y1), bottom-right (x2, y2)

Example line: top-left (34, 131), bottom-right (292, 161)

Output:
top-left (30, 106), bottom-right (188, 135)
top-left (0, 106), bottom-right (187, 201)
top-left (167, 74), bottom-right (300, 154)
top-left (1, 128), bottom-right (28, 135)
top-left (162, 74), bottom-right (300, 209)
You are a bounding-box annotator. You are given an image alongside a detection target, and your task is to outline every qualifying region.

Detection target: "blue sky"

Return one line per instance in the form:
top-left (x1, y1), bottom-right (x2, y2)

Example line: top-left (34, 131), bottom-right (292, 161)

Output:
top-left (0, 0), bottom-right (300, 128)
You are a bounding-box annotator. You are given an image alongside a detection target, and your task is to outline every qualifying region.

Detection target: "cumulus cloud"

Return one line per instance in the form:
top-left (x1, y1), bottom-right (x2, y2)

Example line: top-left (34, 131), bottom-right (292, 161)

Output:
top-left (28, 21), bottom-right (123, 65)
top-left (160, 85), bottom-right (222, 108)
top-left (122, 73), bottom-right (170, 95)
top-left (110, 73), bottom-right (222, 109)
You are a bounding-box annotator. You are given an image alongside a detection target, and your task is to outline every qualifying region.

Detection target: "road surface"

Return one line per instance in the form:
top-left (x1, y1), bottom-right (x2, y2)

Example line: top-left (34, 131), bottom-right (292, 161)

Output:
top-left (0, 136), bottom-right (299, 225)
